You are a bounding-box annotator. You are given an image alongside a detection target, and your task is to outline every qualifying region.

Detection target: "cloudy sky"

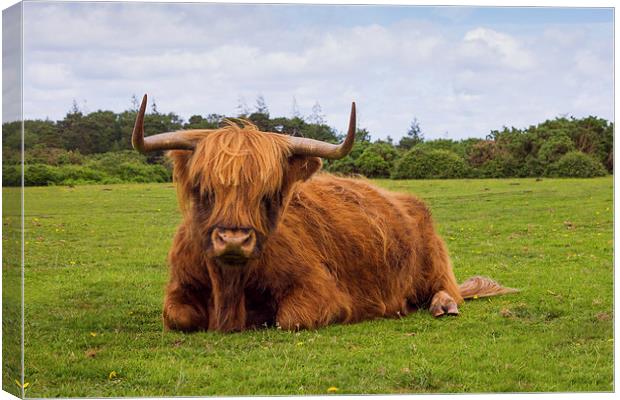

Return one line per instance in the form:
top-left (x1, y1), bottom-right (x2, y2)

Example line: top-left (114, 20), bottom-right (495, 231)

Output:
top-left (13, 2), bottom-right (614, 140)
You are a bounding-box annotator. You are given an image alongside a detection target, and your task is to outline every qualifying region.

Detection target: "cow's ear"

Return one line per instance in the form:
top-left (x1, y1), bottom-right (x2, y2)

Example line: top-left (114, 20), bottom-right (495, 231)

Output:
top-left (287, 155), bottom-right (322, 182)
top-left (167, 150), bottom-right (194, 213)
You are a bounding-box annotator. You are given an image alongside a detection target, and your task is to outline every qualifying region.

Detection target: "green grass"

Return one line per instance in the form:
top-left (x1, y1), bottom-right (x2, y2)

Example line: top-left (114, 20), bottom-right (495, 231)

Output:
top-left (3, 184), bottom-right (23, 397)
top-left (12, 177), bottom-right (613, 396)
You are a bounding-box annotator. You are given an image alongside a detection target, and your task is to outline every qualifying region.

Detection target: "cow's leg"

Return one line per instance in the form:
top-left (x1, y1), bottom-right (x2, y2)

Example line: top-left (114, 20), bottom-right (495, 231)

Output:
top-left (276, 283), bottom-right (352, 330)
top-left (163, 281), bottom-right (210, 332)
top-left (421, 224), bottom-right (463, 318)
top-left (395, 195), bottom-right (463, 317)
top-left (164, 225), bottom-right (211, 331)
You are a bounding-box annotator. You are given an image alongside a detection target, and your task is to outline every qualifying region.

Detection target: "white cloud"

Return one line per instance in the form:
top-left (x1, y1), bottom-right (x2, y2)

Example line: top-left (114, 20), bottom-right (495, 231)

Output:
top-left (461, 27), bottom-right (536, 70)
top-left (574, 49), bottom-right (611, 77)
top-left (26, 63), bottom-right (74, 89)
top-left (18, 3), bottom-right (613, 141)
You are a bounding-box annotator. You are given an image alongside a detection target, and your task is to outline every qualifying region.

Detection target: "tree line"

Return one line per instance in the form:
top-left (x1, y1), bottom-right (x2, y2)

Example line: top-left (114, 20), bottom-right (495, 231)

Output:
top-left (2, 97), bottom-right (613, 186)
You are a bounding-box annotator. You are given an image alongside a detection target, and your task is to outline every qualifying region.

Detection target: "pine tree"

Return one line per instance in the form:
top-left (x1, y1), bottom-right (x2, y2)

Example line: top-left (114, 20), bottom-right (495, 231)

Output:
top-left (291, 96), bottom-right (301, 119)
top-left (236, 96), bottom-right (250, 117)
top-left (398, 118), bottom-right (424, 150)
top-left (70, 99), bottom-right (80, 114)
top-left (130, 94), bottom-right (140, 111)
top-left (309, 102), bottom-right (325, 125)
top-left (255, 95), bottom-right (269, 115)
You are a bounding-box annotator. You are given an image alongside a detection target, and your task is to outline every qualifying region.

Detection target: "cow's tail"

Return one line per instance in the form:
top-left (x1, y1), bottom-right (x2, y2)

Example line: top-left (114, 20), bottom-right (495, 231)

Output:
top-left (459, 276), bottom-right (519, 300)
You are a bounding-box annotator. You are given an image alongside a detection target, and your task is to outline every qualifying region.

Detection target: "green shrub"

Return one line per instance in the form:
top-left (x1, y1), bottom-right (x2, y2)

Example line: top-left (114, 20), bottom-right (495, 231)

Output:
top-left (84, 151), bottom-right (172, 183)
top-left (19, 161), bottom-right (171, 186)
top-left (56, 150), bottom-right (85, 165)
top-left (349, 141), bottom-right (371, 159)
top-left (84, 151), bottom-right (149, 174)
top-left (2, 164), bottom-right (21, 186)
top-left (523, 155), bottom-right (545, 177)
top-left (26, 147), bottom-right (84, 166)
top-left (476, 153), bottom-right (526, 178)
top-left (100, 176), bottom-right (125, 185)
top-left (392, 148), bottom-right (469, 179)
top-left (21, 164), bottom-right (109, 186)
top-left (416, 139), bottom-right (471, 158)
top-left (24, 164), bottom-right (61, 186)
top-left (325, 156), bottom-right (357, 175)
top-left (468, 140), bottom-right (497, 167)
top-left (459, 138), bottom-right (487, 161)
top-left (56, 165), bottom-right (107, 184)
top-left (323, 141), bottom-right (373, 175)
top-left (545, 151), bottom-right (607, 178)
top-left (115, 162), bottom-right (171, 183)
top-left (476, 159), bottom-right (506, 178)
top-left (354, 143), bottom-right (400, 178)
top-left (355, 151), bottom-right (390, 178)
top-left (538, 134), bottom-right (575, 164)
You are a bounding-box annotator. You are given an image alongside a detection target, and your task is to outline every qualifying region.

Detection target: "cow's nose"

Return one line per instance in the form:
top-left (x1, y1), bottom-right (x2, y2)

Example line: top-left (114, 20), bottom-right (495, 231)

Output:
top-left (211, 228), bottom-right (256, 262)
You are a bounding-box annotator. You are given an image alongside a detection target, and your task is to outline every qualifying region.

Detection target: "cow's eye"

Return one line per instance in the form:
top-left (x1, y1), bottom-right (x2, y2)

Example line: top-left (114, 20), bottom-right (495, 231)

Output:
top-left (262, 196), bottom-right (272, 212)
top-left (263, 195), bottom-right (277, 218)
top-left (192, 187), bottom-right (214, 204)
top-left (263, 193), bottom-right (283, 230)
top-left (204, 191), bottom-right (216, 206)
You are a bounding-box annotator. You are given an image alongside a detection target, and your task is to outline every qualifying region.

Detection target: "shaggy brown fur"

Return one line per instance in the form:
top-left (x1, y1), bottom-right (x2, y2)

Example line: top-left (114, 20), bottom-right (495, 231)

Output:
top-left (161, 121), bottom-right (516, 332)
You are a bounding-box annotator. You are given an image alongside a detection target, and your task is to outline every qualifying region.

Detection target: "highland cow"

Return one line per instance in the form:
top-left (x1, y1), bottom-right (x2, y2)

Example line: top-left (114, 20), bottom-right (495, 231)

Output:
top-left (132, 94), bottom-right (516, 332)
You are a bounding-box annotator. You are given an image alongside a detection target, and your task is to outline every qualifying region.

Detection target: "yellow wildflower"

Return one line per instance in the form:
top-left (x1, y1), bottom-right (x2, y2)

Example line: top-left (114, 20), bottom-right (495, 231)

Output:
top-left (14, 380), bottom-right (29, 389)
top-left (327, 386), bottom-right (338, 393)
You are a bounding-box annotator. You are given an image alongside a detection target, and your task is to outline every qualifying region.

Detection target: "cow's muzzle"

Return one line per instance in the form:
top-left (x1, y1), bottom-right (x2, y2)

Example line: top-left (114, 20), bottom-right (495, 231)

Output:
top-left (211, 227), bottom-right (257, 265)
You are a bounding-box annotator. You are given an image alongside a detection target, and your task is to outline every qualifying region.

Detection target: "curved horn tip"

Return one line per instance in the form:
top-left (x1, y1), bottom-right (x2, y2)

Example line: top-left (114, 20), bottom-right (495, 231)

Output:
top-left (346, 101), bottom-right (356, 137)
top-left (132, 94), bottom-right (149, 153)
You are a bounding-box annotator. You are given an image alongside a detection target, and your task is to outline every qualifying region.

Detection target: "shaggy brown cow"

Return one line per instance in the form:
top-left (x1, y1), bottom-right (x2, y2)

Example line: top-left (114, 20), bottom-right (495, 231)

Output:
top-left (132, 94), bottom-right (516, 332)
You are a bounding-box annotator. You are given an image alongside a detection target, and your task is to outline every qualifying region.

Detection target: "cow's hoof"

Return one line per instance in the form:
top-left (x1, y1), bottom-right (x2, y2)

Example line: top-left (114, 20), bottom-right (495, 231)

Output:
top-left (163, 303), bottom-right (208, 332)
top-left (430, 290), bottom-right (459, 317)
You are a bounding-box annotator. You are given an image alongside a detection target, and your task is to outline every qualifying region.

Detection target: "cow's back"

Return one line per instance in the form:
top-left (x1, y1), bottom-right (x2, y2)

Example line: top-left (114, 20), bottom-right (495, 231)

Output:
top-left (262, 174), bottom-right (434, 321)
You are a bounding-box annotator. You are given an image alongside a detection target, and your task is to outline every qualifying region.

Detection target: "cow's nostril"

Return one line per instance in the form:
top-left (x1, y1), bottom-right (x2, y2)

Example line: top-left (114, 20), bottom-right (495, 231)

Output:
top-left (215, 231), bottom-right (227, 244)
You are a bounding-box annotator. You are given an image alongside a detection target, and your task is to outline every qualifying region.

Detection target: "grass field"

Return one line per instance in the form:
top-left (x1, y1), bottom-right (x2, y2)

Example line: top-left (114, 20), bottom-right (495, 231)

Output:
top-left (9, 176), bottom-right (614, 396)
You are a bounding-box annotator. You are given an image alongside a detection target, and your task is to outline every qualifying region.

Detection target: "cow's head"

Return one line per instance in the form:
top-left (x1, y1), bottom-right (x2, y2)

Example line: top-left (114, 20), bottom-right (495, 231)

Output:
top-left (132, 94), bottom-right (355, 266)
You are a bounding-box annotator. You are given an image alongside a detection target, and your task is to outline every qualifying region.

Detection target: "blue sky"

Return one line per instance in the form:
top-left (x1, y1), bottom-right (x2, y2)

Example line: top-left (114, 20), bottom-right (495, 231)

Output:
top-left (15, 2), bottom-right (614, 140)
top-left (270, 6), bottom-right (613, 27)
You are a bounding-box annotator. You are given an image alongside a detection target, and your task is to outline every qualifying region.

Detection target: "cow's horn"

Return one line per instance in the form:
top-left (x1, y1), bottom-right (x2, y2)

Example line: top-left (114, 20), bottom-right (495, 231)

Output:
top-left (289, 102), bottom-right (356, 160)
top-left (132, 94), bottom-right (198, 153)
